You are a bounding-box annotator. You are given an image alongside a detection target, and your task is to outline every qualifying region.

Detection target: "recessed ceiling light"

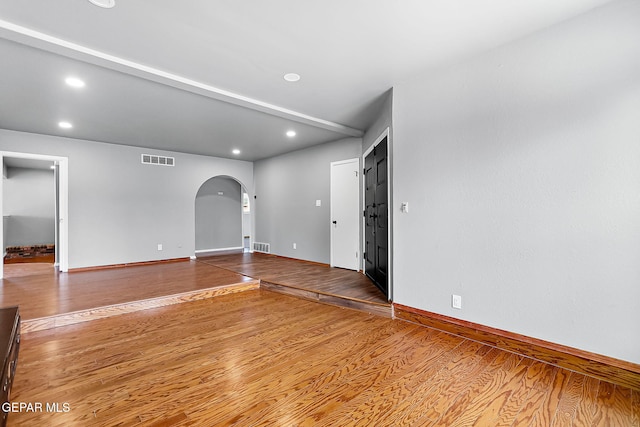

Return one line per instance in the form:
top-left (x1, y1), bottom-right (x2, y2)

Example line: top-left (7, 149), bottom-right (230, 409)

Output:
top-left (283, 73), bottom-right (301, 82)
top-left (65, 77), bottom-right (85, 88)
top-left (58, 121), bottom-right (73, 129)
top-left (88, 0), bottom-right (115, 8)
top-left (232, 149), bottom-right (241, 155)
top-left (286, 130), bottom-right (296, 138)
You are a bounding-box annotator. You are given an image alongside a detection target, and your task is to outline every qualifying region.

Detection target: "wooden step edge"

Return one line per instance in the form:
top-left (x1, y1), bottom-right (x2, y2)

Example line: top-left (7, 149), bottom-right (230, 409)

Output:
top-left (261, 281), bottom-right (392, 318)
top-left (259, 279), bottom-right (390, 307)
top-left (69, 257), bottom-right (191, 273)
top-left (22, 280), bottom-right (260, 333)
top-left (394, 303), bottom-right (640, 391)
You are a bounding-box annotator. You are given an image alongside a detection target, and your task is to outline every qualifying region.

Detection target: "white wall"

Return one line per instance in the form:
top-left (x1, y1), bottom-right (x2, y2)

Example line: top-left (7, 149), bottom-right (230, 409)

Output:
top-left (3, 167), bottom-right (56, 248)
top-left (393, 0), bottom-right (640, 364)
top-left (0, 129), bottom-right (253, 269)
top-left (254, 137), bottom-right (362, 264)
top-left (363, 89), bottom-right (392, 153)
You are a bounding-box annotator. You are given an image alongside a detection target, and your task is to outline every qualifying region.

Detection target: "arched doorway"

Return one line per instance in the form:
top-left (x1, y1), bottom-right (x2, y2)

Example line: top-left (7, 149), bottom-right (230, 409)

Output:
top-left (194, 175), bottom-right (249, 256)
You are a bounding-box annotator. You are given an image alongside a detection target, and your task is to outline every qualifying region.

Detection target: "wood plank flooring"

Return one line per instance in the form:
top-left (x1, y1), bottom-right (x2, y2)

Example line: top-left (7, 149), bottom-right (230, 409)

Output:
top-left (198, 252), bottom-right (388, 304)
top-left (0, 260), bottom-right (254, 320)
top-left (2, 262), bottom-right (56, 278)
top-left (8, 290), bottom-right (638, 426)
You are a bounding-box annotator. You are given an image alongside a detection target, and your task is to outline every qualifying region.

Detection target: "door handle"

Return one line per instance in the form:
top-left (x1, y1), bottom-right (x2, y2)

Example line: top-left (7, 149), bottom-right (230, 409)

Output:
top-left (332, 220), bottom-right (337, 225)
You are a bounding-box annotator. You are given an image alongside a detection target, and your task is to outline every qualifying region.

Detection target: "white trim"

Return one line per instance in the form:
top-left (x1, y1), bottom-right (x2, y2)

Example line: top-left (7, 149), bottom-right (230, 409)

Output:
top-left (330, 158), bottom-right (360, 270)
top-left (0, 151), bottom-right (70, 277)
top-left (194, 247), bottom-right (243, 256)
top-left (0, 19), bottom-right (363, 138)
top-left (361, 127), bottom-right (392, 300)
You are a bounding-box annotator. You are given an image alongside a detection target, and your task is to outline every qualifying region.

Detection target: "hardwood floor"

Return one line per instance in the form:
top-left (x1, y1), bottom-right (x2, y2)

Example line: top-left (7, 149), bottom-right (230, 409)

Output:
top-left (1, 253), bottom-right (388, 322)
top-left (2, 262), bottom-right (56, 278)
top-left (0, 260), bottom-right (254, 320)
top-left (8, 290), bottom-right (638, 426)
top-left (198, 252), bottom-right (388, 304)
top-left (2, 254), bottom-right (637, 425)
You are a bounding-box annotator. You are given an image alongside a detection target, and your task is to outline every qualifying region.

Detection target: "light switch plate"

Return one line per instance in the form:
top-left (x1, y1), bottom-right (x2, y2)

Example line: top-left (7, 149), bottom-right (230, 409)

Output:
top-left (452, 294), bottom-right (462, 309)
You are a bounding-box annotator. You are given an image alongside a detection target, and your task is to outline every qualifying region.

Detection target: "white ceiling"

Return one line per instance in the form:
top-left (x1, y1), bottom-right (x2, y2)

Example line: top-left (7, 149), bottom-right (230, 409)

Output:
top-left (0, 0), bottom-right (613, 161)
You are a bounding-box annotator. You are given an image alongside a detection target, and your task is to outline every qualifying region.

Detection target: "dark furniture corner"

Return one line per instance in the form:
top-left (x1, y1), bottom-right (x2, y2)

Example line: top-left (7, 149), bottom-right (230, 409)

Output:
top-left (1, 307), bottom-right (20, 427)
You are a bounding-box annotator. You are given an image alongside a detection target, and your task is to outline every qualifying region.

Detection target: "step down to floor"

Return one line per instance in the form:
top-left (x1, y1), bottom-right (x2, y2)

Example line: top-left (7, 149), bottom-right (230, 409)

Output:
top-left (260, 280), bottom-right (392, 317)
top-left (22, 280), bottom-right (260, 333)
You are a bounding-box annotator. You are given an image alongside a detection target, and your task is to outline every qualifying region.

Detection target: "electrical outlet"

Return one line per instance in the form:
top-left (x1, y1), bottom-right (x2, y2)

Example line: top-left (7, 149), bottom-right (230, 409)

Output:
top-left (293, 243), bottom-right (297, 249)
top-left (452, 294), bottom-right (462, 309)
top-left (157, 244), bottom-right (163, 251)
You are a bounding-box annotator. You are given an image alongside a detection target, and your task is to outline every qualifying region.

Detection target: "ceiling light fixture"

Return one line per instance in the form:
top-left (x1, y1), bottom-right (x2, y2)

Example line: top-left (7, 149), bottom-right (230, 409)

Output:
top-left (65, 77), bottom-right (85, 88)
top-left (58, 121), bottom-right (73, 129)
top-left (286, 130), bottom-right (296, 138)
top-left (283, 73), bottom-right (301, 82)
top-left (88, 0), bottom-right (115, 8)
top-left (232, 149), bottom-right (241, 155)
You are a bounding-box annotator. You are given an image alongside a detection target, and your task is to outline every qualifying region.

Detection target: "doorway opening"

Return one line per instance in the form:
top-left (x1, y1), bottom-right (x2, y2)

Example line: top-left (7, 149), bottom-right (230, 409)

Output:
top-left (194, 175), bottom-right (250, 257)
top-left (1, 152), bottom-right (69, 279)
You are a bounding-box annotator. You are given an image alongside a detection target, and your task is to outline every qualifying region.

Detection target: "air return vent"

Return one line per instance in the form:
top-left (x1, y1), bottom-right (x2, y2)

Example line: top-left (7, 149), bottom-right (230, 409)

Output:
top-left (253, 242), bottom-right (271, 253)
top-left (141, 154), bottom-right (175, 166)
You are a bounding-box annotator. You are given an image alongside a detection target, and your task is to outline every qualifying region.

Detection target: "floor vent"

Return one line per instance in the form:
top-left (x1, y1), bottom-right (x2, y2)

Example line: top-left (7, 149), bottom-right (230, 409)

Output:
top-left (253, 242), bottom-right (270, 253)
top-left (141, 154), bottom-right (175, 166)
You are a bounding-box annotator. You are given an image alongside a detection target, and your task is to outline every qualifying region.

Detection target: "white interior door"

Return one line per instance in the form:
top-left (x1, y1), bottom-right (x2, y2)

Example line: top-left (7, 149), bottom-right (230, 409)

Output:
top-left (330, 158), bottom-right (360, 270)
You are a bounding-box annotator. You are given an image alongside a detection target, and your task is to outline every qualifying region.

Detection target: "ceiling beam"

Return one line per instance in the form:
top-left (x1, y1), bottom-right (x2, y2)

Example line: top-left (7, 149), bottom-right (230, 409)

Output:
top-left (0, 20), bottom-right (364, 138)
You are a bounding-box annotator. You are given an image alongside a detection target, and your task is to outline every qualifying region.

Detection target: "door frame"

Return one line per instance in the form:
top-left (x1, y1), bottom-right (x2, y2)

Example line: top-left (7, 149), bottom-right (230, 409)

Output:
top-left (0, 151), bottom-right (69, 278)
top-left (362, 127), bottom-right (392, 301)
top-left (330, 158), bottom-right (360, 270)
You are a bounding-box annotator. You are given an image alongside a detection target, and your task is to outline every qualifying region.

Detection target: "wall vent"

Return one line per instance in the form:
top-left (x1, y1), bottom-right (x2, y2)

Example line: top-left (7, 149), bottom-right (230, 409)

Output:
top-left (253, 242), bottom-right (271, 253)
top-left (141, 154), bottom-right (175, 166)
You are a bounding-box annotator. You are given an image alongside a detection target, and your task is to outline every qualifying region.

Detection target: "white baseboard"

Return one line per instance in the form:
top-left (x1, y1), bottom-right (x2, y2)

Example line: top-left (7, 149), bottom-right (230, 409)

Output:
top-left (194, 247), bottom-right (243, 257)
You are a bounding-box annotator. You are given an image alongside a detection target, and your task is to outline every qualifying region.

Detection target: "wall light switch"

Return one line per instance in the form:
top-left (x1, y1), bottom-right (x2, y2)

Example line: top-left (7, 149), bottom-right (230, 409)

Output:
top-left (452, 294), bottom-right (462, 309)
top-left (316, 199), bottom-right (322, 207)
top-left (401, 202), bottom-right (409, 213)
